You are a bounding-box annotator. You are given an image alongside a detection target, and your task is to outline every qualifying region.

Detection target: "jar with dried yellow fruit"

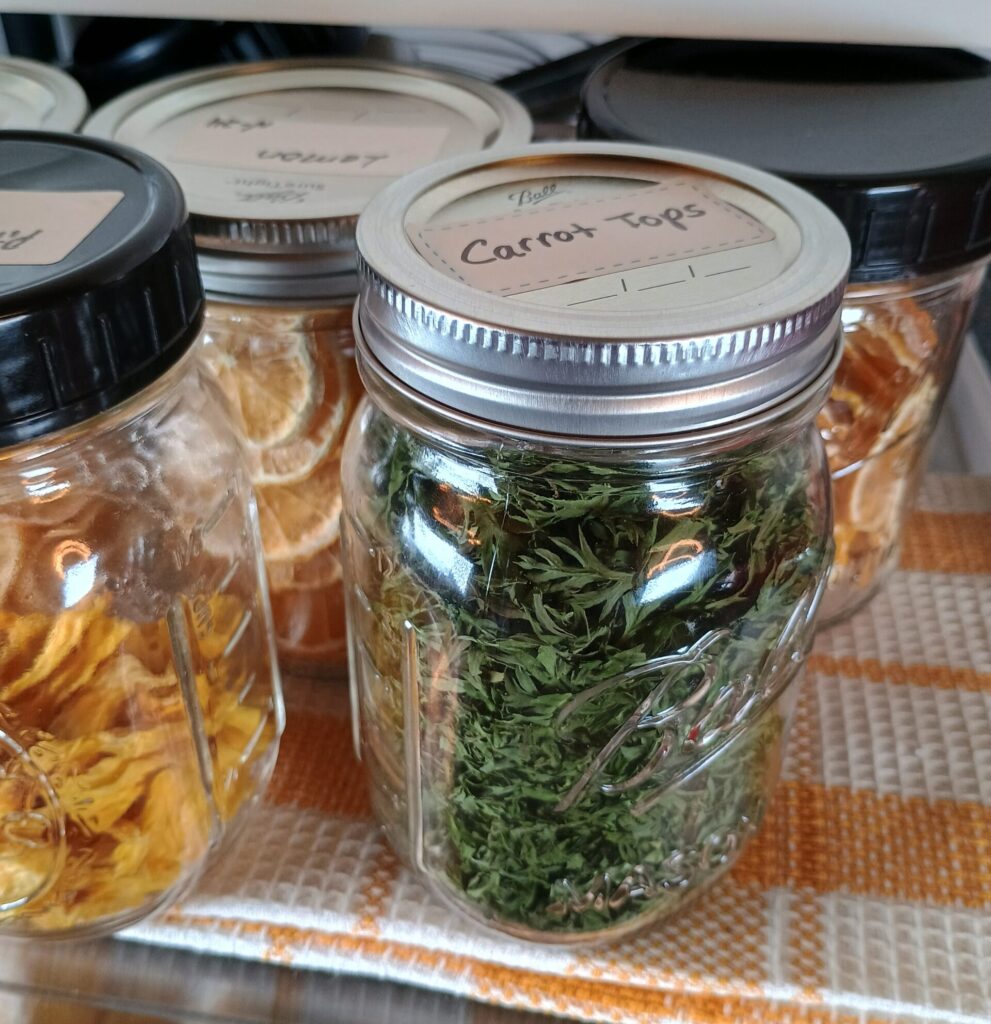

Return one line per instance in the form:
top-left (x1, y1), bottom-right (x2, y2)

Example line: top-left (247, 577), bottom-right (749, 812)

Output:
top-left (85, 57), bottom-right (532, 677)
top-left (0, 134), bottom-right (283, 937)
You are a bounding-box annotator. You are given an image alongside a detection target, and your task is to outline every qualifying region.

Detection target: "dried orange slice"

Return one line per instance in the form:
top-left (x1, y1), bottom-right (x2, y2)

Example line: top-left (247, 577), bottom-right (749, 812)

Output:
top-left (819, 298), bottom-right (938, 472)
top-left (267, 540), bottom-right (343, 593)
top-left (846, 379), bottom-right (936, 534)
top-left (255, 457), bottom-right (343, 562)
top-left (246, 340), bottom-right (359, 486)
top-left (270, 584), bottom-right (349, 665)
top-left (200, 328), bottom-right (317, 449)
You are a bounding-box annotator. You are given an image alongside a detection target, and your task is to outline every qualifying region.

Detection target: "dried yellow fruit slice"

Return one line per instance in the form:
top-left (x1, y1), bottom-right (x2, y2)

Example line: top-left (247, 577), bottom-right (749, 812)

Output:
top-left (200, 329), bottom-right (317, 449)
top-left (255, 457), bottom-right (343, 562)
top-left (246, 339), bottom-right (357, 486)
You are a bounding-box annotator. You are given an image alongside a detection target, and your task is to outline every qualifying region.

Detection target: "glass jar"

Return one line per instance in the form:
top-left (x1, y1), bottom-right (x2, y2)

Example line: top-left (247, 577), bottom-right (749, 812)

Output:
top-left (200, 300), bottom-right (361, 672)
top-left (345, 143), bottom-right (850, 942)
top-left (85, 58), bottom-right (533, 677)
top-left (578, 40), bottom-right (991, 624)
top-left (345, 368), bottom-right (833, 943)
top-left (0, 55), bottom-right (88, 130)
top-left (0, 133), bottom-right (283, 937)
top-left (819, 264), bottom-right (987, 619)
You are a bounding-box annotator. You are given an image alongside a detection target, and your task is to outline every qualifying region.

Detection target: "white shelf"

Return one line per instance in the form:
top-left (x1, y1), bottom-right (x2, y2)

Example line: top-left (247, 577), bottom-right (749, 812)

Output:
top-left (3, 1), bottom-right (991, 47)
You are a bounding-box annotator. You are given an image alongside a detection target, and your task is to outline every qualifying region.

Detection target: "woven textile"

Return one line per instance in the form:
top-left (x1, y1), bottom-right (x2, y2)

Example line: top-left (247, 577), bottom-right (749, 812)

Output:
top-left (127, 473), bottom-right (991, 1024)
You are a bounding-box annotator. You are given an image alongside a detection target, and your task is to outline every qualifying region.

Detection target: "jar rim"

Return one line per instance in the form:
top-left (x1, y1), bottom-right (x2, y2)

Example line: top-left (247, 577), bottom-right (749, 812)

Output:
top-left (355, 309), bottom-right (842, 453)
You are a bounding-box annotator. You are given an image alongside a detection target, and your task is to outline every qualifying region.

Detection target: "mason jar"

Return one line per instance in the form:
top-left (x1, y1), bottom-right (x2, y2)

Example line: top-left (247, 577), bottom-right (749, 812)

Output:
top-left (820, 266), bottom-right (986, 619)
top-left (343, 143), bottom-right (850, 943)
top-left (578, 40), bottom-right (991, 624)
top-left (0, 55), bottom-right (88, 131)
top-left (0, 133), bottom-right (283, 937)
top-left (85, 59), bottom-right (532, 678)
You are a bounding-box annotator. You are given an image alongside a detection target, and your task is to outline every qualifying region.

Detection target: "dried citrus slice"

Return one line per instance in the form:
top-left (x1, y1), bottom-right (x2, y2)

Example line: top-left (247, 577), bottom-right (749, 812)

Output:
top-left (267, 540), bottom-right (343, 593)
top-left (246, 340), bottom-right (359, 486)
top-left (843, 296), bottom-right (938, 369)
top-left (270, 584), bottom-right (349, 665)
top-left (846, 379), bottom-right (936, 535)
top-left (200, 328), bottom-right (317, 448)
top-left (819, 298), bottom-right (938, 471)
top-left (255, 457), bottom-right (343, 562)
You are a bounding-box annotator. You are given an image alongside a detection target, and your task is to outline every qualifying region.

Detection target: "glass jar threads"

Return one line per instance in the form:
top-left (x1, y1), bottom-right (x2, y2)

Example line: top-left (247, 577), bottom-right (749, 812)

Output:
top-left (343, 143), bottom-right (850, 942)
top-left (579, 41), bottom-right (991, 623)
top-left (0, 133), bottom-right (283, 936)
top-left (85, 58), bottom-right (532, 677)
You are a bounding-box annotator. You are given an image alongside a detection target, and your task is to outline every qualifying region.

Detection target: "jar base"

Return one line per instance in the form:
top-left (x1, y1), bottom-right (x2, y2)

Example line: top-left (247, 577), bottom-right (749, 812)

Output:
top-left (399, 848), bottom-right (744, 948)
top-left (0, 869), bottom-right (204, 942)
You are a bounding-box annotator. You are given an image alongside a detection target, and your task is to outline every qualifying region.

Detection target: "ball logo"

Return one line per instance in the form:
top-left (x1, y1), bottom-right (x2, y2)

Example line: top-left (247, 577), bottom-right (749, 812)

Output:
top-left (553, 577), bottom-right (824, 818)
top-left (0, 729), bottom-right (66, 913)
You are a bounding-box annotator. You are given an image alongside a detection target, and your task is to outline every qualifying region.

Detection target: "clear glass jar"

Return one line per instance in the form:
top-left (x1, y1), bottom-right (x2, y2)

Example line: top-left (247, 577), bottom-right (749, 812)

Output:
top-left (200, 301), bottom-right (361, 677)
top-left (0, 130), bottom-right (283, 938)
top-left (343, 369), bottom-right (833, 943)
top-left (818, 262), bottom-right (988, 623)
top-left (0, 55), bottom-right (88, 131)
top-left (347, 141), bottom-right (849, 943)
top-left (577, 40), bottom-right (991, 625)
top-left (83, 58), bottom-right (533, 677)
top-left (0, 348), bottom-right (283, 936)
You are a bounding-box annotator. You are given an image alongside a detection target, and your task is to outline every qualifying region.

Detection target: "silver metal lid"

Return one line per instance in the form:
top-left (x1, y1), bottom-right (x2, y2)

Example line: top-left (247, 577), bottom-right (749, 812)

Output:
top-left (355, 143), bottom-right (851, 437)
top-left (0, 57), bottom-right (88, 132)
top-left (84, 58), bottom-right (532, 302)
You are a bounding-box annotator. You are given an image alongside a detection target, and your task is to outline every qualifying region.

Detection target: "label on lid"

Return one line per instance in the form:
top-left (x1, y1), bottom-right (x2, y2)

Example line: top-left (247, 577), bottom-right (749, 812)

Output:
top-left (128, 88), bottom-right (469, 222)
top-left (172, 114), bottom-right (450, 180)
top-left (409, 177), bottom-right (787, 312)
top-left (0, 190), bottom-right (124, 266)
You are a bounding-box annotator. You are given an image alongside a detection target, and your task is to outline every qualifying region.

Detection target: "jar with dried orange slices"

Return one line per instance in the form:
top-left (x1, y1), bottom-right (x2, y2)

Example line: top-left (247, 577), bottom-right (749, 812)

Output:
top-left (579, 39), bottom-right (991, 624)
top-left (0, 133), bottom-right (282, 937)
top-left (86, 58), bottom-right (532, 676)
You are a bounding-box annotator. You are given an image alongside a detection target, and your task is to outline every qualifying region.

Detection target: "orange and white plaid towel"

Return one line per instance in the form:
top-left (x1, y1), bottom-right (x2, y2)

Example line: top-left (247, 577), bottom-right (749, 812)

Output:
top-left (127, 472), bottom-right (991, 1024)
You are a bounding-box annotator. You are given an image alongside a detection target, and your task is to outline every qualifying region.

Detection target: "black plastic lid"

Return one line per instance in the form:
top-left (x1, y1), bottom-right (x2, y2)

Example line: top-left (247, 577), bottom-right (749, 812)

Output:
top-left (0, 131), bottom-right (204, 447)
top-left (580, 40), bottom-right (991, 283)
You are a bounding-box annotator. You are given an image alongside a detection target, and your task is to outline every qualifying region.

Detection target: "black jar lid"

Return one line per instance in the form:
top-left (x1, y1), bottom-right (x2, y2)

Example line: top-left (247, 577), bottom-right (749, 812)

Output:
top-left (0, 131), bottom-right (203, 448)
top-left (580, 40), bottom-right (991, 283)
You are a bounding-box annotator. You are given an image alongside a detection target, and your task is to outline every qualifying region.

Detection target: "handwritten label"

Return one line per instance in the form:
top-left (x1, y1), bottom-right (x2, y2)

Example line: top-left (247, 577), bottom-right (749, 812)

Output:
top-left (412, 181), bottom-right (775, 298)
top-left (0, 190), bottom-right (124, 266)
top-left (171, 114), bottom-right (449, 180)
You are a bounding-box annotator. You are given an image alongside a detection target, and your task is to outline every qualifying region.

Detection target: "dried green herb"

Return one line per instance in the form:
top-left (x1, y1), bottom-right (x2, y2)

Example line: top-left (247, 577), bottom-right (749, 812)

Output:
top-left (352, 410), bottom-right (828, 938)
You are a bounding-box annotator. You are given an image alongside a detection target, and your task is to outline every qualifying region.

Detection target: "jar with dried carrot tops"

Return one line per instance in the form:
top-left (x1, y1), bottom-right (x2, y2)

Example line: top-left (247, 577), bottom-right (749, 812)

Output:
top-left (345, 143), bottom-right (849, 943)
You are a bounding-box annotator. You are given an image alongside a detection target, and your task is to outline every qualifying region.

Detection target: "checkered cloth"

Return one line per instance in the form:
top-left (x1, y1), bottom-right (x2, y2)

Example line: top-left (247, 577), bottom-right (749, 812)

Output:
top-left (127, 473), bottom-right (991, 1024)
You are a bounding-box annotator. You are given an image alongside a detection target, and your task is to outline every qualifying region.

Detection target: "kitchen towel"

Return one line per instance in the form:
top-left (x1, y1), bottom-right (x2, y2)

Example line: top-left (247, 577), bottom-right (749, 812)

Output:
top-left (127, 472), bottom-right (991, 1024)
